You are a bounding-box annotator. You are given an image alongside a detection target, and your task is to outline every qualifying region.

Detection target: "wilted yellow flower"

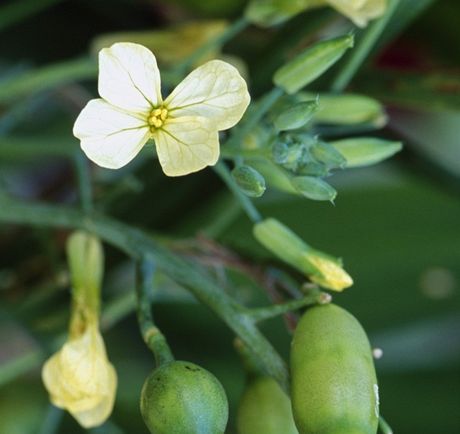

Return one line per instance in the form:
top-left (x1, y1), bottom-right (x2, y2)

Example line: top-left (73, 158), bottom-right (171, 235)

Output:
top-left (73, 42), bottom-right (250, 176)
top-left (42, 322), bottom-right (117, 428)
top-left (304, 252), bottom-right (353, 291)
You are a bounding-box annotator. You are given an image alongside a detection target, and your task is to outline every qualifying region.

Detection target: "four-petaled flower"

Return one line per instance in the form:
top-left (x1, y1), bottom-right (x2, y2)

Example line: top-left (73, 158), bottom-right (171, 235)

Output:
top-left (73, 42), bottom-right (250, 176)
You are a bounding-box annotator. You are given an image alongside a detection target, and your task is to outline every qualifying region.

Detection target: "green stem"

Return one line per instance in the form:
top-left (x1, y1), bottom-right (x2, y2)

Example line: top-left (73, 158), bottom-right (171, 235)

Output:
top-left (74, 154), bottom-right (93, 213)
top-left (247, 291), bottom-right (323, 323)
top-left (136, 258), bottom-right (174, 367)
top-left (0, 0), bottom-right (63, 32)
top-left (174, 16), bottom-right (249, 75)
top-left (0, 57), bottom-right (96, 104)
top-left (379, 416), bottom-right (393, 434)
top-left (330, 0), bottom-right (400, 93)
top-left (0, 197), bottom-right (289, 390)
top-left (213, 161), bottom-right (262, 223)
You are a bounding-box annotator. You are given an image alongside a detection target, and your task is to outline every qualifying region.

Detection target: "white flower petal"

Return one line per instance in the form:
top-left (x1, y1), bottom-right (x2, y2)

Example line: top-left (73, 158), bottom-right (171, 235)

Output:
top-left (328, 0), bottom-right (386, 27)
top-left (165, 60), bottom-right (250, 131)
top-left (98, 42), bottom-right (162, 113)
top-left (153, 116), bottom-right (219, 176)
top-left (73, 99), bottom-right (150, 169)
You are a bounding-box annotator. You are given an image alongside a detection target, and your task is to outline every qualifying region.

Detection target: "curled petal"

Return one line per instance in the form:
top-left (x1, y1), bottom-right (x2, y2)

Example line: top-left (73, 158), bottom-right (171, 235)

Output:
top-left (98, 42), bottom-right (162, 113)
top-left (73, 99), bottom-right (150, 169)
top-left (153, 116), bottom-right (219, 177)
top-left (42, 325), bottom-right (117, 428)
top-left (165, 60), bottom-right (250, 131)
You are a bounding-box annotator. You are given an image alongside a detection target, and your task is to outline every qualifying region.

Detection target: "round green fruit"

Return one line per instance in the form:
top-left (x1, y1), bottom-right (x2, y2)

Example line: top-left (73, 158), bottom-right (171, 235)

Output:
top-left (237, 376), bottom-right (298, 434)
top-left (290, 304), bottom-right (379, 434)
top-left (140, 361), bottom-right (228, 434)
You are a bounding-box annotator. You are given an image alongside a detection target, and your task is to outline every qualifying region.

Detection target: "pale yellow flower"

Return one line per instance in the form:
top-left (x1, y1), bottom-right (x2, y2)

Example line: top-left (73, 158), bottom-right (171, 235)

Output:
top-left (327, 0), bottom-right (387, 27)
top-left (73, 42), bottom-right (250, 176)
top-left (42, 322), bottom-right (117, 428)
top-left (246, 0), bottom-right (386, 28)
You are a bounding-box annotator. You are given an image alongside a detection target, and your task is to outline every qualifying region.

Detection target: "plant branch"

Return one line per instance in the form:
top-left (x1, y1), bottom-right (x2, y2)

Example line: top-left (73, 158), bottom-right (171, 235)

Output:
top-left (0, 197), bottom-right (289, 390)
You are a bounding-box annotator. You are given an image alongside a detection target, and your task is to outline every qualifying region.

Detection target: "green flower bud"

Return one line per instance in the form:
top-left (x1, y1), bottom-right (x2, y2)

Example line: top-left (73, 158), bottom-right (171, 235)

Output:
top-left (274, 35), bottom-right (354, 94)
top-left (299, 93), bottom-right (386, 126)
top-left (297, 161), bottom-right (329, 177)
top-left (274, 100), bottom-right (319, 131)
top-left (237, 376), bottom-right (298, 434)
top-left (291, 176), bottom-right (337, 202)
top-left (140, 361), bottom-right (229, 434)
top-left (330, 137), bottom-right (402, 168)
top-left (253, 218), bottom-right (353, 291)
top-left (310, 141), bottom-right (346, 169)
top-left (291, 304), bottom-right (379, 434)
top-left (248, 159), bottom-right (298, 194)
top-left (232, 165), bottom-right (266, 198)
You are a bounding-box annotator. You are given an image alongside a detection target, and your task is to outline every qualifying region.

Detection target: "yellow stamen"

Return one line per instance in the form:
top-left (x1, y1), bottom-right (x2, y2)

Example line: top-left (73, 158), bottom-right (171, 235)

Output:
top-left (148, 106), bottom-right (168, 132)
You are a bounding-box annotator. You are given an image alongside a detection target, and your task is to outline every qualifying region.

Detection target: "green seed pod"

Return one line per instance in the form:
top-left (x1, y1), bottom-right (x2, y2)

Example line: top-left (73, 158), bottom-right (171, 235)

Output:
top-left (291, 304), bottom-right (379, 434)
top-left (140, 361), bottom-right (229, 434)
top-left (274, 35), bottom-right (354, 94)
top-left (232, 165), bottom-right (266, 197)
top-left (237, 376), bottom-right (298, 434)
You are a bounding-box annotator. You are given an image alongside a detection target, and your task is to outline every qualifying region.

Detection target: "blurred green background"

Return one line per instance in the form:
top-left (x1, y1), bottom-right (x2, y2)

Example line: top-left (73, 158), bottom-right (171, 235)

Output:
top-left (0, 0), bottom-right (459, 433)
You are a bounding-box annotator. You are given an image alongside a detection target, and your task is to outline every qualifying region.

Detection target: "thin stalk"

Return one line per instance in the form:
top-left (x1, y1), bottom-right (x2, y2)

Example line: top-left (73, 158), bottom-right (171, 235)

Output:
top-left (74, 154), bottom-right (93, 213)
top-left (331, 0), bottom-right (400, 93)
top-left (135, 258), bottom-right (174, 367)
top-left (174, 17), bottom-right (249, 75)
top-left (0, 198), bottom-right (289, 390)
top-left (248, 291), bottom-right (324, 323)
top-left (214, 161), bottom-right (262, 223)
top-left (379, 416), bottom-right (394, 434)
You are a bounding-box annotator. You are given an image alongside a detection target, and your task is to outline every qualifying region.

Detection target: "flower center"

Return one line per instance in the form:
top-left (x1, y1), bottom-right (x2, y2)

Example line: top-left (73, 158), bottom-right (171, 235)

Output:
top-left (148, 107), bottom-right (168, 132)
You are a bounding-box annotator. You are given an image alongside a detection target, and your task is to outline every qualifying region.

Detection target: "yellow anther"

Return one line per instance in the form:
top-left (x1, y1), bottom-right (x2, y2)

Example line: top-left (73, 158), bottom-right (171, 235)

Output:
top-left (148, 106), bottom-right (168, 132)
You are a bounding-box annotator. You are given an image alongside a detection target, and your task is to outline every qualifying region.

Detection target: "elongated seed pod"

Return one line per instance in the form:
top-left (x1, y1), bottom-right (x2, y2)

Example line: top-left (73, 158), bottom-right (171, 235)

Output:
top-left (291, 304), bottom-right (379, 434)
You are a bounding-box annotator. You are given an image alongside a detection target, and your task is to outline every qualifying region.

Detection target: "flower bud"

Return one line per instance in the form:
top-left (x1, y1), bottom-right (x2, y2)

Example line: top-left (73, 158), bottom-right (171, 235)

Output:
top-left (232, 165), bottom-right (266, 198)
top-left (253, 218), bottom-right (352, 291)
top-left (274, 100), bottom-right (319, 131)
top-left (330, 137), bottom-right (402, 168)
top-left (274, 35), bottom-right (354, 94)
top-left (300, 92), bottom-right (387, 126)
top-left (42, 324), bottom-right (117, 428)
top-left (291, 176), bottom-right (337, 202)
top-left (310, 141), bottom-right (346, 169)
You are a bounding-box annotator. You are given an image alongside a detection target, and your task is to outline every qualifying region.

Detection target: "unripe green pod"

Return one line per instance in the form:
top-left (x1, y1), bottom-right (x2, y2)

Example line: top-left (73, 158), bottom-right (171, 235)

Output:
top-left (237, 376), bottom-right (298, 434)
top-left (140, 361), bottom-right (229, 434)
top-left (291, 304), bottom-right (379, 434)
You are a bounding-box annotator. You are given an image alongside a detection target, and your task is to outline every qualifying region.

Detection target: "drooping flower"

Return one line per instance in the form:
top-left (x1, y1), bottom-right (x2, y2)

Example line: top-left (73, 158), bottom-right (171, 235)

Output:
top-left (73, 42), bottom-right (250, 176)
top-left (42, 231), bottom-right (117, 428)
top-left (42, 323), bottom-right (117, 428)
